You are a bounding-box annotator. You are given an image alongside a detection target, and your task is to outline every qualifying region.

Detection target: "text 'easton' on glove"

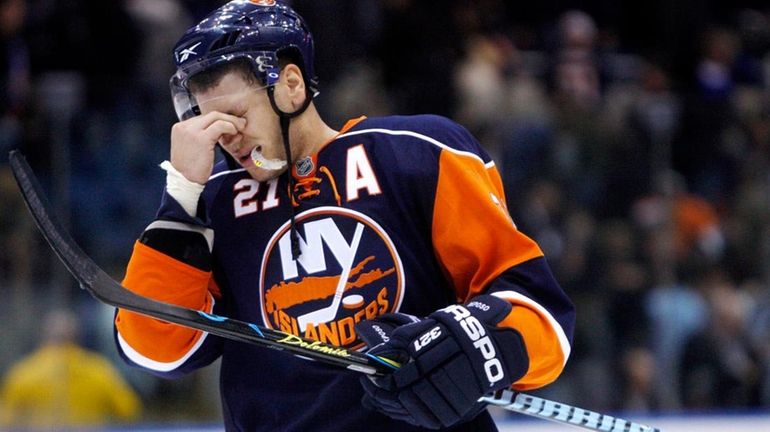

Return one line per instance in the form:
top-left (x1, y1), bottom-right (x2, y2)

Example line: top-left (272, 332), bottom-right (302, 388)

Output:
top-left (354, 295), bottom-right (529, 429)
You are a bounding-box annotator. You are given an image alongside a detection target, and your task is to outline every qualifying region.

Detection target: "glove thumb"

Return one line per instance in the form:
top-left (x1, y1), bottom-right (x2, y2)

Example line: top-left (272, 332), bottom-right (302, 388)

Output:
top-left (355, 312), bottom-right (421, 348)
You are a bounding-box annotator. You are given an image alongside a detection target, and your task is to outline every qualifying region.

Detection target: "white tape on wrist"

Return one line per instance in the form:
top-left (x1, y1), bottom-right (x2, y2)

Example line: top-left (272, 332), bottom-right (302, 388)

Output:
top-left (160, 161), bottom-right (205, 218)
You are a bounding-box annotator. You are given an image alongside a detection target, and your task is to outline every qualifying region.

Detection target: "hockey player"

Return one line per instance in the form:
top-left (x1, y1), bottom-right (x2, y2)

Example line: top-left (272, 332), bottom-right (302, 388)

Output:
top-left (114, 1), bottom-right (575, 430)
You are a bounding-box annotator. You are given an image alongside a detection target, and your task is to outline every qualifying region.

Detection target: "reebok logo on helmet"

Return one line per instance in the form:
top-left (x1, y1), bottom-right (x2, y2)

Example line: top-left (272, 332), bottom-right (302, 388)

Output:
top-left (178, 42), bottom-right (202, 63)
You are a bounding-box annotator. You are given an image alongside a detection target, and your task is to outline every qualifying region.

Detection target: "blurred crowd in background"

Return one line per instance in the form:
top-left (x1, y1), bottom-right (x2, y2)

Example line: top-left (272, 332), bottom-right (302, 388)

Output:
top-left (2, 0), bottom-right (770, 428)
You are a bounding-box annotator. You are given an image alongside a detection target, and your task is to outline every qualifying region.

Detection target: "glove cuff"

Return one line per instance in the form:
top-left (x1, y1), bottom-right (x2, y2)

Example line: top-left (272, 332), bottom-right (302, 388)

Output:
top-left (464, 294), bottom-right (514, 325)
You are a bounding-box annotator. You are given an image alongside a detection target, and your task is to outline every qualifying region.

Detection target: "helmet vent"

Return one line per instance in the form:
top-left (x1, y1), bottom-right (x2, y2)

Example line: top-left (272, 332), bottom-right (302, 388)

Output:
top-left (235, 15), bottom-right (253, 26)
top-left (210, 30), bottom-right (243, 51)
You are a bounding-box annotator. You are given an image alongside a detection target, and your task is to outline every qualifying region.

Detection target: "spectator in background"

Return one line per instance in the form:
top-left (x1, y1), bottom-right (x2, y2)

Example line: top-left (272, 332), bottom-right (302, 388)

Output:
top-left (619, 346), bottom-right (660, 412)
top-left (0, 309), bottom-right (142, 429)
top-left (675, 27), bottom-right (742, 203)
top-left (632, 170), bottom-right (724, 410)
top-left (551, 10), bottom-right (602, 111)
top-left (738, 278), bottom-right (770, 407)
top-left (0, 0), bottom-right (34, 296)
top-left (0, 0), bottom-right (29, 154)
top-left (672, 187), bottom-right (725, 263)
top-left (604, 60), bottom-right (681, 218)
top-left (732, 9), bottom-right (769, 86)
top-left (452, 32), bottom-right (555, 200)
top-left (0, 162), bottom-right (33, 288)
top-left (547, 10), bottom-right (612, 211)
top-left (454, 34), bottom-right (519, 134)
top-left (633, 170), bottom-right (725, 265)
top-left (679, 271), bottom-right (762, 408)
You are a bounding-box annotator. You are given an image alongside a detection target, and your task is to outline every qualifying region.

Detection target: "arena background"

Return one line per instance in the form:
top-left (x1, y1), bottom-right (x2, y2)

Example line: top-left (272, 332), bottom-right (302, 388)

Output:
top-left (1, 0), bottom-right (770, 429)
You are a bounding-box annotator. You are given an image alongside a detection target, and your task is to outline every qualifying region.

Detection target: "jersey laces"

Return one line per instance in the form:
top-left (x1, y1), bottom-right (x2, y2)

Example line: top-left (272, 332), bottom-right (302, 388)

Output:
top-left (290, 166), bottom-right (341, 206)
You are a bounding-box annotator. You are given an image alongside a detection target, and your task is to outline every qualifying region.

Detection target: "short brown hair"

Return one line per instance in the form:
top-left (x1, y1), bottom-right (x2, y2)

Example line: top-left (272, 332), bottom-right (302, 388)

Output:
top-left (187, 58), bottom-right (261, 94)
top-left (187, 53), bottom-right (300, 95)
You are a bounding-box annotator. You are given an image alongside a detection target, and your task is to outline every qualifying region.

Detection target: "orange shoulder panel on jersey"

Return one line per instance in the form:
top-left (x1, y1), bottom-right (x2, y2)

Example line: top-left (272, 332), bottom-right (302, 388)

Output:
top-left (115, 241), bottom-right (215, 363)
top-left (432, 149), bottom-right (543, 302)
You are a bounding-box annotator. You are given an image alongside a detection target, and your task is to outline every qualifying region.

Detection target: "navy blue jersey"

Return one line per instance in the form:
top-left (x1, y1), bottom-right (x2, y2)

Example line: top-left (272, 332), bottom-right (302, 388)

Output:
top-left (115, 115), bottom-right (575, 431)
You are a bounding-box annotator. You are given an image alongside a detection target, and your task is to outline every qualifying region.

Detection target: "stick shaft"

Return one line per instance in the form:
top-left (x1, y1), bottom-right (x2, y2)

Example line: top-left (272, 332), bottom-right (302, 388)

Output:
top-left (482, 391), bottom-right (662, 432)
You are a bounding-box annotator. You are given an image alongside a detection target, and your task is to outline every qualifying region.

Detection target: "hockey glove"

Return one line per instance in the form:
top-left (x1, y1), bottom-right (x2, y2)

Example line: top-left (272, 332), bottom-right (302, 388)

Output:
top-left (355, 295), bottom-right (529, 429)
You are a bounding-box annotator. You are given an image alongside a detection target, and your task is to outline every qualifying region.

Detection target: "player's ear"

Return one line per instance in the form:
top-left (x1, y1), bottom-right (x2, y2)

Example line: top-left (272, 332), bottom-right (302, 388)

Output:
top-left (278, 64), bottom-right (306, 111)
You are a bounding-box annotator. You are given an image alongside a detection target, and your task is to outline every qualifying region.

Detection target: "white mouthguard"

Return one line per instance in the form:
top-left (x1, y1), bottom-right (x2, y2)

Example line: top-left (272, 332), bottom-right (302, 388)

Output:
top-left (251, 147), bottom-right (287, 171)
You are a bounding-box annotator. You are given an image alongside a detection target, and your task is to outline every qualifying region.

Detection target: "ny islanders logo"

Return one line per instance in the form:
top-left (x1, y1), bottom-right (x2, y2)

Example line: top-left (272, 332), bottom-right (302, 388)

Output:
top-left (259, 207), bottom-right (404, 350)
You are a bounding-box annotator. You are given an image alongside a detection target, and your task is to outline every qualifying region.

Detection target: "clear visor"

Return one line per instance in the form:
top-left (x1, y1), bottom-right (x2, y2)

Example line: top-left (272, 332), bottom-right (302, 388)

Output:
top-left (169, 51), bottom-right (281, 121)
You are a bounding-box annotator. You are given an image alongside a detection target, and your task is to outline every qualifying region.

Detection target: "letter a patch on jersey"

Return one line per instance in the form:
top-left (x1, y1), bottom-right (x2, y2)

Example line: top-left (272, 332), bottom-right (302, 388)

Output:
top-left (346, 145), bottom-right (382, 201)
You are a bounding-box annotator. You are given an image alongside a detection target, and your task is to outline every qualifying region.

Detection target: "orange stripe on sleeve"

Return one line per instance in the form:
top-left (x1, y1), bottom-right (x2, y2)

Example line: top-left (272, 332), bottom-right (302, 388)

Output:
top-left (433, 150), bottom-right (543, 302)
top-left (497, 303), bottom-right (567, 390)
top-left (115, 241), bottom-right (213, 364)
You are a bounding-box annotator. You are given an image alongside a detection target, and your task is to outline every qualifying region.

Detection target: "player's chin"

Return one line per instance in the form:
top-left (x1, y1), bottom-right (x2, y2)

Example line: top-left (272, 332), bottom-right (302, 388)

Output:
top-left (247, 165), bottom-right (286, 182)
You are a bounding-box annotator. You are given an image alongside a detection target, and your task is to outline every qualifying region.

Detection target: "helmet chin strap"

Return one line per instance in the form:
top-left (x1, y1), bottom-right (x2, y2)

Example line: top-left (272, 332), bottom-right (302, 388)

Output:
top-left (267, 85), bottom-right (313, 260)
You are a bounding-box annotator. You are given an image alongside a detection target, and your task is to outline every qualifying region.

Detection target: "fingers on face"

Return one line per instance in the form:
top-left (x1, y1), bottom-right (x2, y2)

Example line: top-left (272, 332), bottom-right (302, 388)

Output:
top-left (206, 120), bottom-right (239, 145)
top-left (198, 112), bottom-right (247, 147)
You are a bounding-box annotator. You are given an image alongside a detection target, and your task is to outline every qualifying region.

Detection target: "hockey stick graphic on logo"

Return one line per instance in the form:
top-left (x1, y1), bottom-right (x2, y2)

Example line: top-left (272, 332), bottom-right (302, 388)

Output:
top-left (297, 222), bottom-right (363, 329)
top-left (8, 150), bottom-right (662, 432)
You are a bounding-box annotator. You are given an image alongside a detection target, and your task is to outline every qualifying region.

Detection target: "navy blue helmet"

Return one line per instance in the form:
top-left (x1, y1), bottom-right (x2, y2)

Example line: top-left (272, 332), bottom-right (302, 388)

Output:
top-left (170, 0), bottom-right (318, 120)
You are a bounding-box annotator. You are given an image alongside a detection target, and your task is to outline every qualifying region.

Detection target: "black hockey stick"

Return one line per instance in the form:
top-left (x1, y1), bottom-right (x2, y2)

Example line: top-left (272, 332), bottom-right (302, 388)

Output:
top-left (8, 150), bottom-right (661, 432)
